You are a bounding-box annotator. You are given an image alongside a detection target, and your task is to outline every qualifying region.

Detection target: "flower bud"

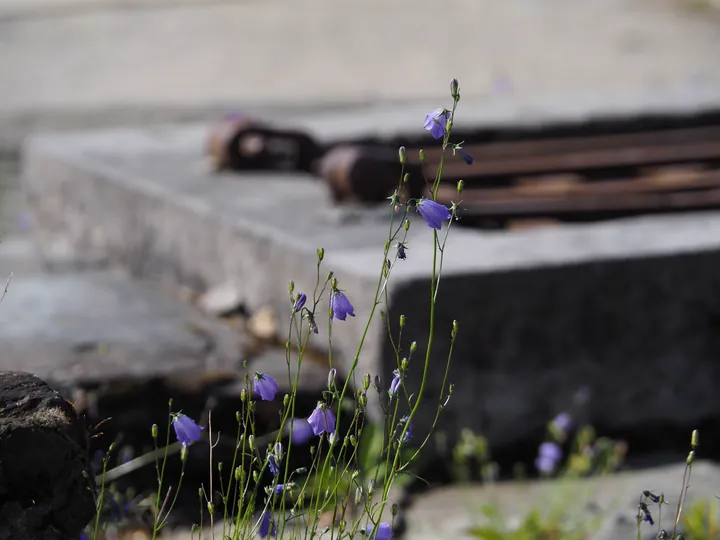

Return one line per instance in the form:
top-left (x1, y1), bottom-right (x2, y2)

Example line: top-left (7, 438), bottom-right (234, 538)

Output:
top-left (687, 450), bottom-right (695, 466)
top-left (235, 466), bottom-right (242, 482)
top-left (295, 467), bottom-right (307, 475)
top-left (236, 411), bottom-right (241, 423)
top-left (457, 180), bottom-right (464, 194)
top-left (288, 281), bottom-right (295, 296)
top-left (410, 341), bottom-right (417, 354)
top-left (399, 314), bottom-right (407, 328)
top-left (404, 219), bottom-right (410, 231)
top-left (151, 424), bottom-right (158, 439)
top-left (253, 470), bottom-right (259, 482)
top-left (392, 503), bottom-right (399, 516)
top-left (403, 173), bottom-right (410, 184)
top-left (317, 248), bottom-right (325, 261)
top-left (358, 393), bottom-right (367, 407)
top-left (248, 435), bottom-right (255, 451)
top-left (419, 149), bottom-right (427, 163)
top-left (452, 320), bottom-right (459, 338)
top-left (401, 358), bottom-right (408, 370)
top-left (217, 462), bottom-right (223, 472)
top-left (363, 373), bottom-right (371, 391)
top-left (207, 502), bottom-right (215, 516)
top-left (691, 429), bottom-right (699, 449)
top-left (398, 146), bottom-right (407, 164)
top-left (355, 486), bottom-right (363, 505)
top-left (241, 389), bottom-right (247, 402)
top-left (274, 442), bottom-right (284, 460)
top-left (330, 278), bottom-right (338, 290)
top-left (450, 78), bottom-right (459, 99)
top-left (283, 394), bottom-right (290, 408)
top-left (328, 368), bottom-right (337, 388)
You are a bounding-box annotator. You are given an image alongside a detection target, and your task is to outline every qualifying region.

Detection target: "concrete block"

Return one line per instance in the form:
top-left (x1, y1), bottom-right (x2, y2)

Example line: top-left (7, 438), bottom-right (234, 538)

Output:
top-left (21, 124), bottom-right (720, 455)
top-left (0, 268), bottom-right (244, 386)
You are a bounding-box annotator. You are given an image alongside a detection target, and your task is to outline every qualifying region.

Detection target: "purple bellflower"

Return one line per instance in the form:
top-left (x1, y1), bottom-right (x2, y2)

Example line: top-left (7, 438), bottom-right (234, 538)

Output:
top-left (417, 199), bottom-right (452, 230)
top-left (535, 441), bottom-right (562, 474)
top-left (293, 292), bottom-right (307, 312)
top-left (253, 373), bottom-right (278, 401)
top-left (172, 413), bottom-right (203, 447)
top-left (286, 417), bottom-right (315, 445)
top-left (397, 243), bottom-right (407, 260)
top-left (259, 511), bottom-right (276, 538)
top-left (365, 522), bottom-right (394, 540)
top-left (307, 403), bottom-right (336, 436)
top-left (551, 412), bottom-right (573, 434)
top-left (330, 290), bottom-right (355, 321)
top-left (423, 108), bottom-right (451, 140)
top-left (389, 369), bottom-right (402, 397)
top-left (400, 415), bottom-right (413, 442)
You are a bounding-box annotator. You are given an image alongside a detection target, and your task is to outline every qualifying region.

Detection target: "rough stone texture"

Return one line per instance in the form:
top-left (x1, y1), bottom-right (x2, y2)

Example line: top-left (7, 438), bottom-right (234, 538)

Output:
top-left (0, 371), bottom-right (95, 540)
top-left (403, 460), bottom-right (720, 540)
top-left (22, 124), bottom-right (720, 456)
top-left (0, 268), bottom-right (245, 386)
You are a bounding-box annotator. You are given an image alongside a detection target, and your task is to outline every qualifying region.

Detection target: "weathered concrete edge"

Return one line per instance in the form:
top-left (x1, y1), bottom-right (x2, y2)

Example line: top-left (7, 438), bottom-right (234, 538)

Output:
top-left (20, 140), bottom-right (386, 394)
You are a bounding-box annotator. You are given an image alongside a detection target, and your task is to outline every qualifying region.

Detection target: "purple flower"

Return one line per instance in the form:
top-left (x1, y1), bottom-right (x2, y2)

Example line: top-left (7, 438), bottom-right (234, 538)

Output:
top-left (253, 373), bottom-right (278, 401)
top-left (268, 454), bottom-right (279, 475)
top-left (423, 108), bottom-right (451, 140)
top-left (400, 416), bottom-right (412, 442)
top-left (457, 147), bottom-right (474, 165)
top-left (417, 199), bottom-right (452, 230)
top-left (307, 403), bottom-right (336, 436)
top-left (535, 442), bottom-right (562, 474)
top-left (551, 412), bottom-right (573, 434)
top-left (293, 292), bottom-right (307, 312)
top-left (365, 522), bottom-right (394, 540)
top-left (285, 418), bottom-right (315, 445)
top-left (389, 369), bottom-right (401, 397)
top-left (330, 290), bottom-right (355, 321)
top-left (275, 484), bottom-right (285, 495)
top-left (172, 413), bottom-right (204, 447)
top-left (397, 243), bottom-right (407, 260)
top-left (259, 511), bottom-right (276, 538)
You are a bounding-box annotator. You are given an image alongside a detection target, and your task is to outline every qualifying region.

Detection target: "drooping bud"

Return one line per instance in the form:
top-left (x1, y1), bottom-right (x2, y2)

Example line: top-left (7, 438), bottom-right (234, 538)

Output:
top-left (450, 78), bottom-right (460, 99)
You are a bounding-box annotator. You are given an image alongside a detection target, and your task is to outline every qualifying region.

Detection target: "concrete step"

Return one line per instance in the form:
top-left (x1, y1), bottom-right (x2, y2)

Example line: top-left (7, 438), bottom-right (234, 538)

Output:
top-left (21, 121), bottom-right (720, 462)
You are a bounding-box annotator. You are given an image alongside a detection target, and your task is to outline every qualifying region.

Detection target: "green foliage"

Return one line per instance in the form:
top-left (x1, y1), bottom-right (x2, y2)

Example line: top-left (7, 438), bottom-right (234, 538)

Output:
top-left (468, 503), bottom-right (594, 540)
top-left (680, 498), bottom-right (720, 539)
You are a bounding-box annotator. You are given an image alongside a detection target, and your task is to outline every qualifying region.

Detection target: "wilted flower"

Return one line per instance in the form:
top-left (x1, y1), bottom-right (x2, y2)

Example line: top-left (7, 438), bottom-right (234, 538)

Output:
top-left (400, 415), bottom-right (413, 442)
top-left (423, 108), bottom-right (451, 140)
top-left (268, 454), bottom-right (279, 475)
top-left (417, 199), bottom-right (452, 230)
top-left (293, 293), bottom-right (307, 312)
top-left (535, 441), bottom-right (562, 474)
top-left (389, 369), bottom-right (402, 397)
top-left (253, 373), bottom-right (278, 401)
top-left (172, 413), bottom-right (203, 447)
top-left (259, 510), bottom-right (276, 538)
top-left (365, 522), bottom-right (394, 540)
top-left (330, 290), bottom-right (355, 321)
top-left (397, 243), bottom-right (407, 260)
top-left (457, 147), bottom-right (474, 165)
top-left (307, 403), bottom-right (336, 436)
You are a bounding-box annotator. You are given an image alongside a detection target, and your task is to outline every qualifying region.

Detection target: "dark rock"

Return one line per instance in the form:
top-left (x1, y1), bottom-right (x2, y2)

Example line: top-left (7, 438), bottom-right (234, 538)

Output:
top-left (0, 371), bottom-right (94, 540)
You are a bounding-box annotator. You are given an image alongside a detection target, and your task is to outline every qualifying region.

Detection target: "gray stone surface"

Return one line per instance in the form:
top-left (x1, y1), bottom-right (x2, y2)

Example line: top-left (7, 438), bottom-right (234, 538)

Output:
top-left (0, 268), bottom-right (244, 385)
top-left (404, 461), bottom-right (720, 540)
top-left (2, 0), bottom-right (720, 149)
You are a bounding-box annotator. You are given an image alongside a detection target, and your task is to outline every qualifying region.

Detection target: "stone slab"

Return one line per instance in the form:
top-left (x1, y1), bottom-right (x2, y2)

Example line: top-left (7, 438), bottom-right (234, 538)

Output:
top-left (22, 124), bottom-right (720, 456)
top-left (403, 461), bottom-right (720, 540)
top-left (0, 268), bottom-right (244, 386)
top-left (2, 0), bottom-right (720, 148)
